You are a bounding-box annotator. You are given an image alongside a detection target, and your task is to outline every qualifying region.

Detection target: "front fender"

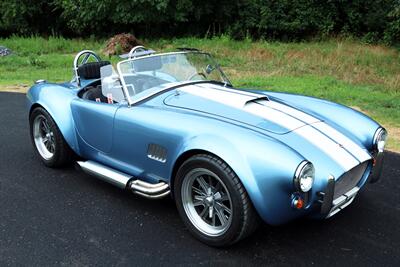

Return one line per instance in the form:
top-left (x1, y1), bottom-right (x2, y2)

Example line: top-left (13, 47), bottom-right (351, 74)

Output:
top-left (175, 130), bottom-right (306, 225)
top-left (27, 83), bottom-right (80, 155)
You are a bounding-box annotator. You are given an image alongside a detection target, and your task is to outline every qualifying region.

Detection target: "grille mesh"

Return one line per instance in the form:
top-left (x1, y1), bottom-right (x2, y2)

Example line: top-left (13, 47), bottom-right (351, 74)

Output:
top-left (334, 162), bottom-right (369, 199)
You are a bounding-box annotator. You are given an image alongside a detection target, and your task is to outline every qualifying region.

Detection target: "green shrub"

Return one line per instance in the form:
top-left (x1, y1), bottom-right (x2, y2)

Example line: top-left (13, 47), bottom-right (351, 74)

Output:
top-left (0, 0), bottom-right (398, 44)
top-left (28, 56), bottom-right (47, 68)
top-left (384, 1), bottom-right (400, 44)
top-left (0, 0), bottom-right (64, 35)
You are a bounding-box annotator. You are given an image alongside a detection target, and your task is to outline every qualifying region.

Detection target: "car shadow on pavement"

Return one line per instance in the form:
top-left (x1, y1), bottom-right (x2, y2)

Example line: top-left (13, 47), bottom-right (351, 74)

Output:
top-left (1, 91), bottom-right (399, 266)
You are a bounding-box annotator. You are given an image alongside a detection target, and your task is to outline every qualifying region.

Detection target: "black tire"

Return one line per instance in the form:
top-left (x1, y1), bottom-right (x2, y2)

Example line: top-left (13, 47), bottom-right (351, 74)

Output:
top-left (29, 107), bottom-right (74, 167)
top-left (174, 154), bottom-right (259, 247)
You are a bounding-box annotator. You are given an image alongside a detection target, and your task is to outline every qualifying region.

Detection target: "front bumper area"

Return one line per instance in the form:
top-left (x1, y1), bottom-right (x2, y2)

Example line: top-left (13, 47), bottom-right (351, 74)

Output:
top-left (369, 151), bottom-right (384, 183)
top-left (328, 187), bottom-right (359, 218)
top-left (318, 159), bottom-right (377, 218)
top-left (318, 175), bottom-right (361, 218)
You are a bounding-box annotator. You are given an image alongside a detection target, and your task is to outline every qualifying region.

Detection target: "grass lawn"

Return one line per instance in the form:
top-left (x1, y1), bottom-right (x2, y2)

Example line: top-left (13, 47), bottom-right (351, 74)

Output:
top-left (0, 36), bottom-right (399, 151)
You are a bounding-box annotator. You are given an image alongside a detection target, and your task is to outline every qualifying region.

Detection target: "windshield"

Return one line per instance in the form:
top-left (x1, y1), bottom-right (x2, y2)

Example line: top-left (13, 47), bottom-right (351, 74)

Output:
top-left (117, 52), bottom-right (231, 103)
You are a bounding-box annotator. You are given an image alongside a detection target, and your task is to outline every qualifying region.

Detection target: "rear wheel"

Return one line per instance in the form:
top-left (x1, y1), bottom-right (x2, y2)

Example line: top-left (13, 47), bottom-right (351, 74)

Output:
top-left (30, 107), bottom-right (74, 167)
top-left (174, 154), bottom-right (259, 247)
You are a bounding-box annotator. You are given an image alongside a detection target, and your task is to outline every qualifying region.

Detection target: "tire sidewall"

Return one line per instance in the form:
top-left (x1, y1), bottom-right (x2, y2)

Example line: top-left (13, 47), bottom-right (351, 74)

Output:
top-left (174, 155), bottom-right (246, 247)
top-left (29, 107), bottom-right (64, 167)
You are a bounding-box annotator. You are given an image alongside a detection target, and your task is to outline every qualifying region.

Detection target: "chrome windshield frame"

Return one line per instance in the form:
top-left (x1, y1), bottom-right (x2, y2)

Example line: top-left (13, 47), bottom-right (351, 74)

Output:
top-left (116, 51), bottom-right (231, 106)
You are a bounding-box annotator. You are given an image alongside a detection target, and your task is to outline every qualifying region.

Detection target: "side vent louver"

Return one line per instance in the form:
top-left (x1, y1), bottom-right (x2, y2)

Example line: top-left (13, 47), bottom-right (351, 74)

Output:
top-left (147, 144), bottom-right (167, 163)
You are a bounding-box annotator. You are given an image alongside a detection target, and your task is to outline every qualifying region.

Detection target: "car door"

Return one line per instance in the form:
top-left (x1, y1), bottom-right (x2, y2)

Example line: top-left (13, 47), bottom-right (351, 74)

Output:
top-left (71, 99), bottom-right (120, 153)
top-left (109, 105), bottom-right (174, 182)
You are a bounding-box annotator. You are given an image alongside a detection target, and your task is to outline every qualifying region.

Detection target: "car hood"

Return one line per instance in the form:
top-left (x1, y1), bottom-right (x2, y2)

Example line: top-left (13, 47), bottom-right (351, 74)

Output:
top-left (164, 83), bottom-right (321, 134)
top-left (163, 82), bottom-right (372, 172)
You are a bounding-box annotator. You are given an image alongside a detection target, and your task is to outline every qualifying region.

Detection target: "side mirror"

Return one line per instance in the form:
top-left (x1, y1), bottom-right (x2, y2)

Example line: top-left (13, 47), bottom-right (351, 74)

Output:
top-left (206, 64), bottom-right (215, 74)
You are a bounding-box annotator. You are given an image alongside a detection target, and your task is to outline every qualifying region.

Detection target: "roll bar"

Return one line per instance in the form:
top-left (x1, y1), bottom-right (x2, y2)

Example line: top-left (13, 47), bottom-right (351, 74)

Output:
top-left (72, 50), bottom-right (102, 86)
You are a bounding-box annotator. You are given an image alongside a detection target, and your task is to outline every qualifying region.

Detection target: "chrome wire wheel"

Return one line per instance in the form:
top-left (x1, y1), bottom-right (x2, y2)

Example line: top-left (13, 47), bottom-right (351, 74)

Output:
top-left (181, 168), bottom-right (233, 237)
top-left (33, 115), bottom-right (56, 160)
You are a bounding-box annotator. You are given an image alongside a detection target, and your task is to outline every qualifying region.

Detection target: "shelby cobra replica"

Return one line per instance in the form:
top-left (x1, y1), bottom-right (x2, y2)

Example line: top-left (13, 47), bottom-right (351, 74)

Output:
top-left (27, 46), bottom-right (387, 246)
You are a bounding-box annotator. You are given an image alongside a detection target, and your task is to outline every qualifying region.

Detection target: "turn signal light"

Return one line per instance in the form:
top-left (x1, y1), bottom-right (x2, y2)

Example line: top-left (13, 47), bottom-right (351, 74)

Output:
top-left (295, 198), bottom-right (304, 209)
top-left (292, 196), bottom-right (304, 209)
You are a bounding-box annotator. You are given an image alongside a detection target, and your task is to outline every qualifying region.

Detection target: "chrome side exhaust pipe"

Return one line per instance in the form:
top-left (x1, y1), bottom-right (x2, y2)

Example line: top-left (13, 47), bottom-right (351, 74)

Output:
top-left (129, 180), bottom-right (170, 199)
top-left (77, 160), bottom-right (170, 199)
top-left (77, 160), bottom-right (131, 189)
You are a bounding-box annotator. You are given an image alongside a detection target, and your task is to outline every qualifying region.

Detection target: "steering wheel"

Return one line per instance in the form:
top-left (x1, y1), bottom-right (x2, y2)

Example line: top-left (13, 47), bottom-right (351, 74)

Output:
top-left (186, 72), bottom-right (207, 81)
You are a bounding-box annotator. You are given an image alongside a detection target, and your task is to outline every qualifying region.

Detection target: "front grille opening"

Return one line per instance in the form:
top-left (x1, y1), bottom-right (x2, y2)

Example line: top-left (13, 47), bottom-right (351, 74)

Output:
top-left (334, 161), bottom-right (369, 199)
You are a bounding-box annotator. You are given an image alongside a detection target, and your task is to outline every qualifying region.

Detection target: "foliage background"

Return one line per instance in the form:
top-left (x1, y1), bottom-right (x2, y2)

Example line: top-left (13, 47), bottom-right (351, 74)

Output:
top-left (0, 0), bottom-right (399, 44)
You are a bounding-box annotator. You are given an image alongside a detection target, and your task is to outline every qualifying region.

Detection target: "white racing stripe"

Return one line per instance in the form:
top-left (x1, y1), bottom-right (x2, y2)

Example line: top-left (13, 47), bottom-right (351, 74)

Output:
top-left (195, 83), bottom-right (320, 124)
top-left (244, 102), bottom-right (305, 131)
top-left (180, 85), bottom-right (306, 131)
top-left (179, 85), bottom-right (256, 108)
top-left (264, 100), bottom-right (320, 124)
top-left (179, 84), bottom-right (370, 168)
top-left (295, 126), bottom-right (360, 171)
top-left (312, 122), bottom-right (371, 163)
top-left (196, 83), bottom-right (266, 98)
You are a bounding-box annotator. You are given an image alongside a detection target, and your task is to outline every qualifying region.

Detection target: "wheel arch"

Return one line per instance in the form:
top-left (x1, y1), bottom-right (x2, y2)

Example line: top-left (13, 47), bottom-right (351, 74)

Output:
top-left (28, 100), bottom-right (80, 156)
top-left (167, 131), bottom-right (306, 225)
top-left (170, 149), bottom-right (223, 198)
top-left (29, 103), bottom-right (44, 116)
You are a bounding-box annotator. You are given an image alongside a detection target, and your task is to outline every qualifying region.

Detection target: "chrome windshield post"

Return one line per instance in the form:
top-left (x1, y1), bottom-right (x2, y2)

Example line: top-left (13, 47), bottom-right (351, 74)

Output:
top-left (116, 61), bottom-right (134, 107)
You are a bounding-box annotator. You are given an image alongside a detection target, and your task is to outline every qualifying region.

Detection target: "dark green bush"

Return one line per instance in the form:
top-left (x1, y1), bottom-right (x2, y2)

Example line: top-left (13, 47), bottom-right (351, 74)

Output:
top-left (229, 0), bottom-right (337, 40)
top-left (0, 0), bottom-right (64, 36)
top-left (384, 1), bottom-right (400, 44)
top-left (0, 0), bottom-right (398, 44)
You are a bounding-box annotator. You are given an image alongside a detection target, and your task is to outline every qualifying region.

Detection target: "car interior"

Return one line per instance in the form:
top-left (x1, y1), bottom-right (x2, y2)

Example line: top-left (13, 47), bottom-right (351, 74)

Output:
top-left (77, 56), bottom-right (169, 104)
top-left (77, 61), bottom-right (113, 102)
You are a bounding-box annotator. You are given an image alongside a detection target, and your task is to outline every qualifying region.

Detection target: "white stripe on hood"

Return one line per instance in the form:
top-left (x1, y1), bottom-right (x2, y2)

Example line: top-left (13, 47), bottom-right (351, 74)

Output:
top-left (179, 84), bottom-right (371, 170)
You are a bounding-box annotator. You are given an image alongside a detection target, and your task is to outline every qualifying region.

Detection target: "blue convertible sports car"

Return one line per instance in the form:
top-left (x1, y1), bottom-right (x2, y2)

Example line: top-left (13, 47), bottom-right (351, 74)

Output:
top-left (27, 47), bottom-right (387, 246)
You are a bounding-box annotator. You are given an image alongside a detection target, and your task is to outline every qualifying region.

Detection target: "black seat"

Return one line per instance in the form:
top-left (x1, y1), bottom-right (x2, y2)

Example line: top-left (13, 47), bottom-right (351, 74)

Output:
top-left (82, 86), bottom-right (108, 102)
top-left (77, 61), bottom-right (111, 80)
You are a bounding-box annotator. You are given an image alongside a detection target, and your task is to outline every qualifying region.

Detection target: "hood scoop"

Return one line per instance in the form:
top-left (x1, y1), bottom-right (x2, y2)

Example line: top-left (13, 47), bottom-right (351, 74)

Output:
top-left (164, 83), bottom-right (320, 134)
top-left (244, 96), bottom-right (270, 105)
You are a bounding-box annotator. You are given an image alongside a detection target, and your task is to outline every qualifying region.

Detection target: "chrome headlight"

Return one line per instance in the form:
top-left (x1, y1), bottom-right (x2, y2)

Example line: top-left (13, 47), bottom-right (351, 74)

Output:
top-left (373, 128), bottom-right (387, 153)
top-left (294, 161), bottom-right (315, 193)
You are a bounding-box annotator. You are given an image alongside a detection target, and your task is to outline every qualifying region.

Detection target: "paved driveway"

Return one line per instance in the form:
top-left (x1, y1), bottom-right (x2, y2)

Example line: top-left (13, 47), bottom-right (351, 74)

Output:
top-left (0, 92), bottom-right (399, 266)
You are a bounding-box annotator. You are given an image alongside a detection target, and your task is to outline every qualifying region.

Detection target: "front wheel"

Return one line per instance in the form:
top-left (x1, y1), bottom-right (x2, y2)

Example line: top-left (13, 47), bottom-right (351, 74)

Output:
top-left (29, 107), bottom-right (74, 167)
top-left (174, 154), bottom-right (259, 247)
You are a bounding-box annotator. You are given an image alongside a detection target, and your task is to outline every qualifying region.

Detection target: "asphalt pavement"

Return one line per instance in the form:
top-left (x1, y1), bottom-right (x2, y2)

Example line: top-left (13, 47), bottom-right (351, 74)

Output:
top-left (1, 92), bottom-right (399, 266)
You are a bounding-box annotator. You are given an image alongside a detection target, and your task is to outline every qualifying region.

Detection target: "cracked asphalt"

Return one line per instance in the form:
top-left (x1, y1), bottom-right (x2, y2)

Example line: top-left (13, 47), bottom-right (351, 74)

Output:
top-left (0, 92), bottom-right (399, 266)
